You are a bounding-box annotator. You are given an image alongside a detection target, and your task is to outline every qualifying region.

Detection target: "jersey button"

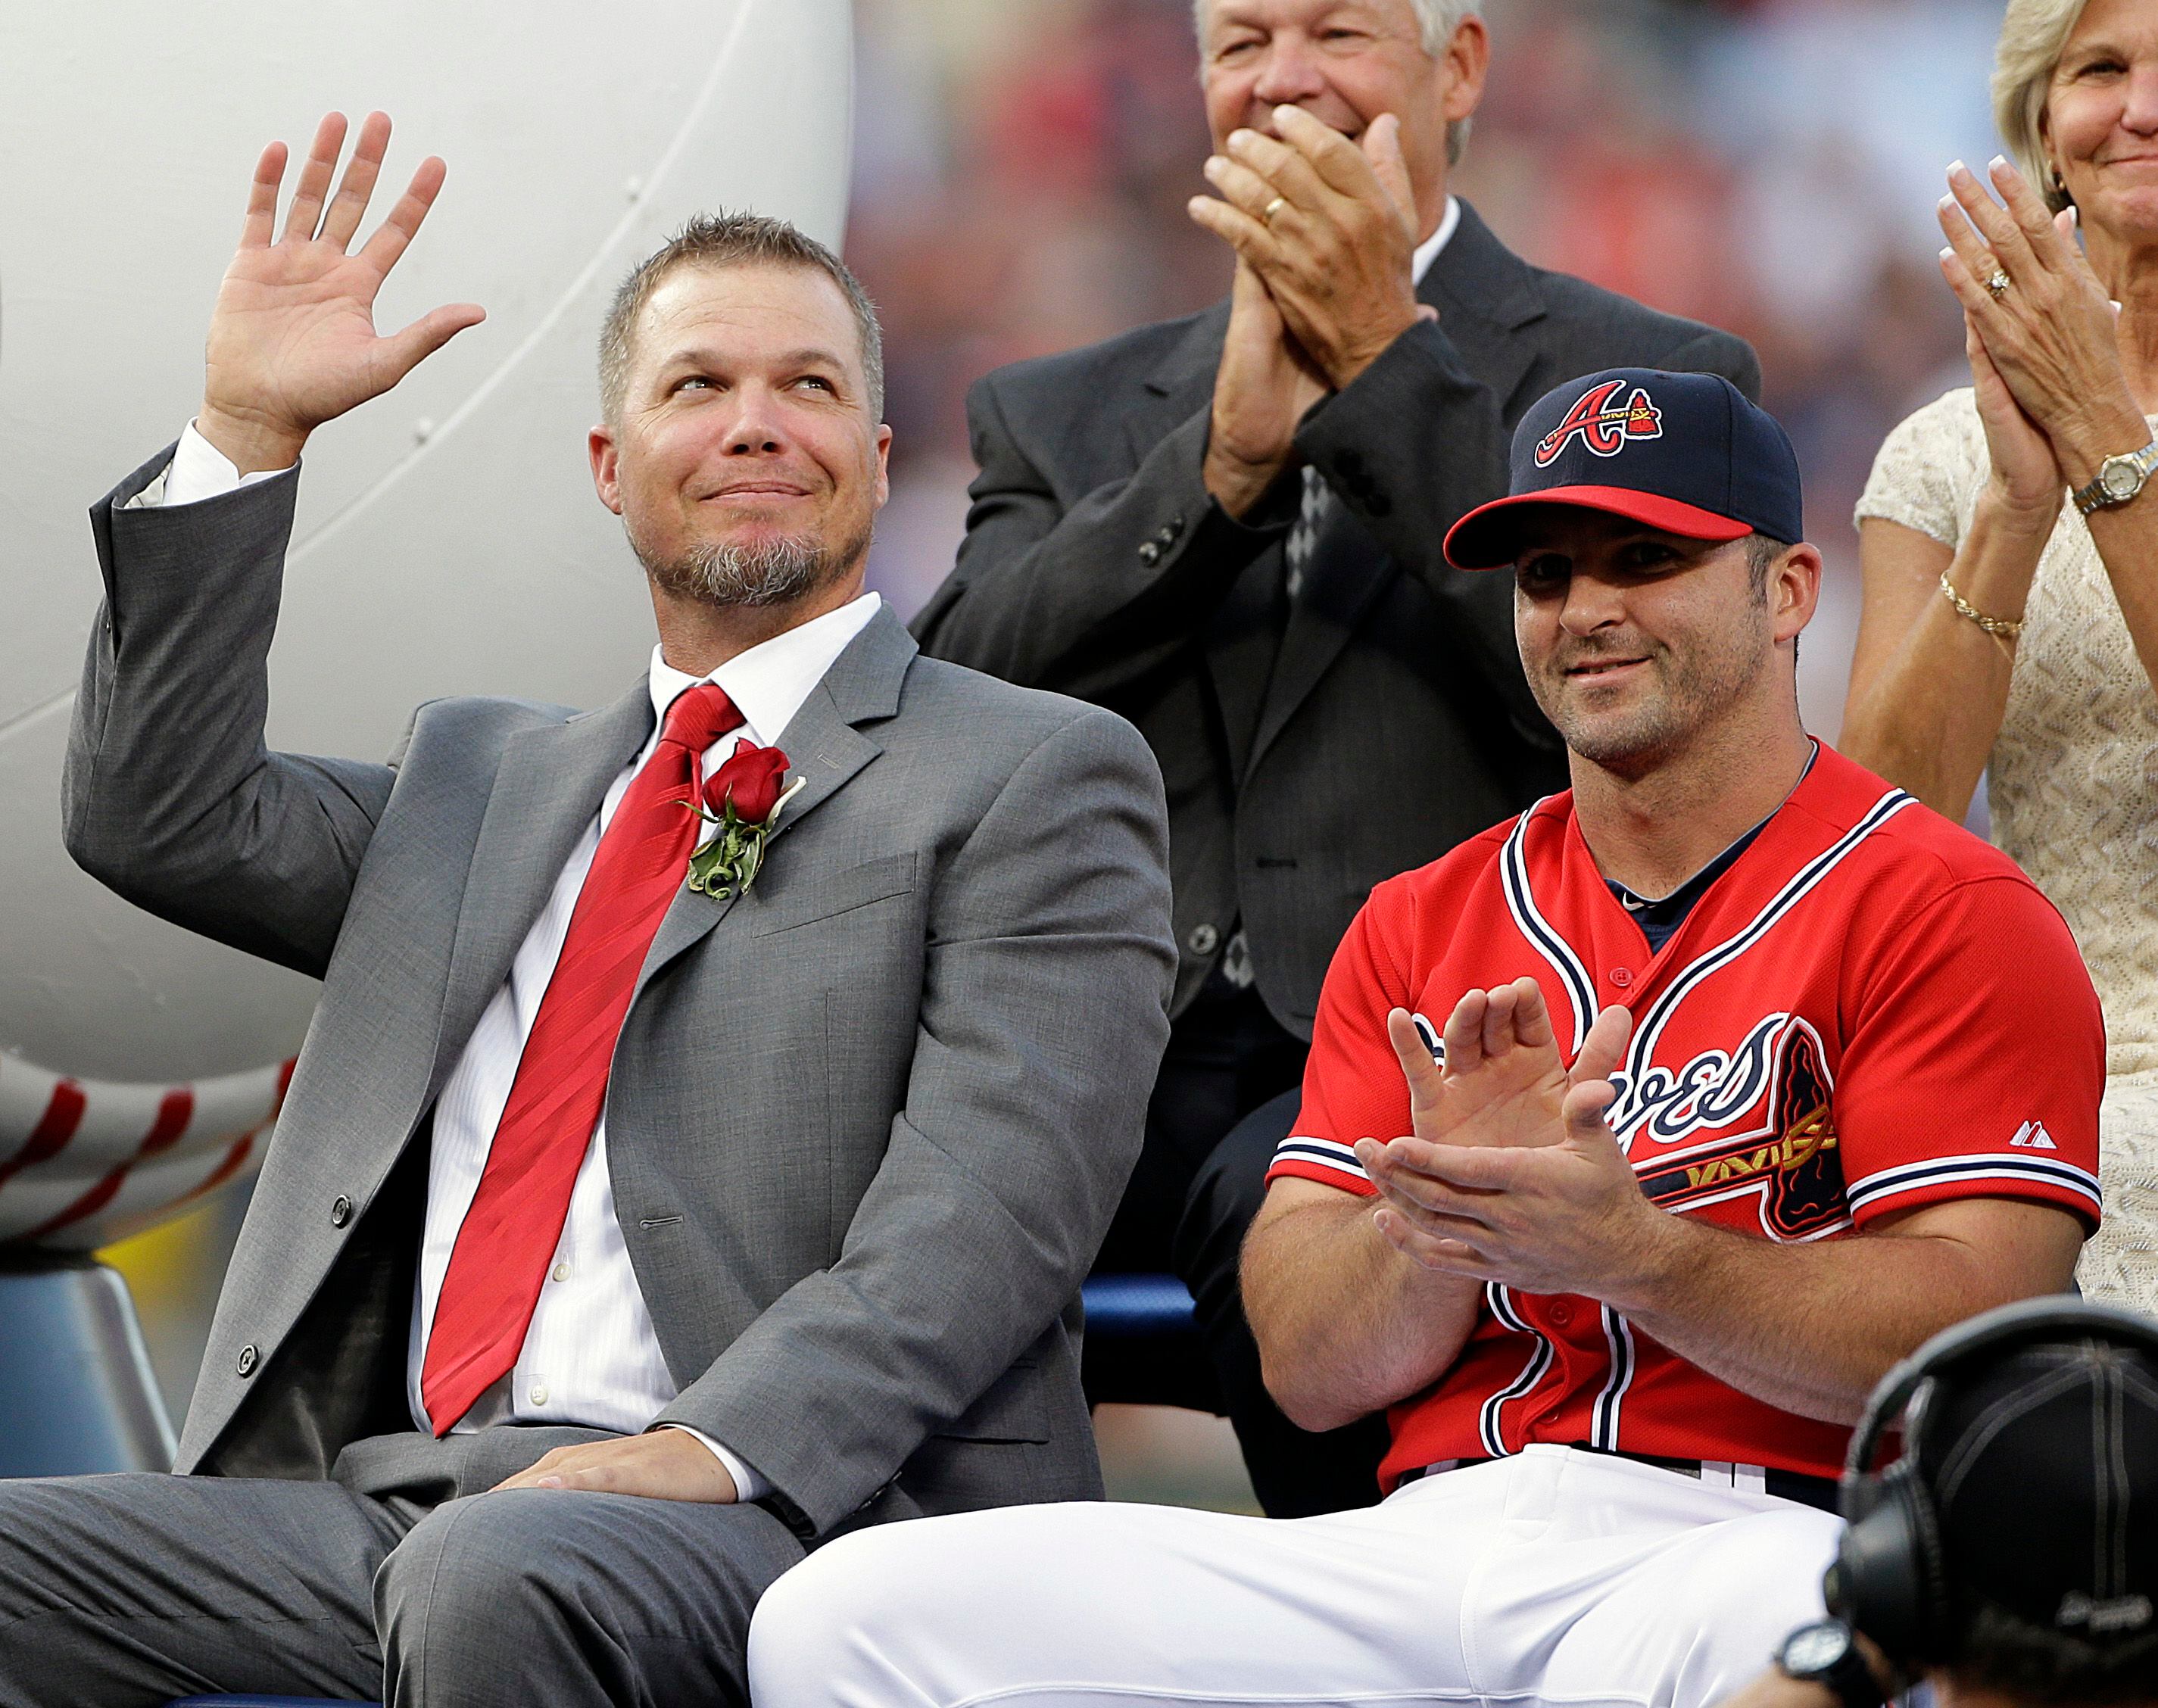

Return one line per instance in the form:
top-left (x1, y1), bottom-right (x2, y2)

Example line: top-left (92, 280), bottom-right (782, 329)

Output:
top-left (1548, 1301), bottom-right (1574, 1327)
top-left (1610, 967), bottom-right (1634, 989)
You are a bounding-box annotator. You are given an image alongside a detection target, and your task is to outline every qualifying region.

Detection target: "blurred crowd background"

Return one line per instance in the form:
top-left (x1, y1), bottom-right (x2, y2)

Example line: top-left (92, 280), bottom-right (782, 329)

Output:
top-left (850, 0), bottom-right (2009, 737)
top-left (108, 0), bottom-right (2014, 1505)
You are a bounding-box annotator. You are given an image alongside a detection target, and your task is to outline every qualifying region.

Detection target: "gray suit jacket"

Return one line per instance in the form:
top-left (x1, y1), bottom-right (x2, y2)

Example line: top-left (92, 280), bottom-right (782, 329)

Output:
top-left (915, 201), bottom-right (1760, 1036)
top-left (63, 450), bottom-right (1177, 1541)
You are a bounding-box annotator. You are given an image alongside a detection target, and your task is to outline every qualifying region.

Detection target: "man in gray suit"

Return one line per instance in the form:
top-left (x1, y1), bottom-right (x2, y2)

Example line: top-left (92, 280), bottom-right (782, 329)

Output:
top-left (912, 0), bottom-right (1760, 1514)
top-left (0, 111), bottom-right (1174, 1707)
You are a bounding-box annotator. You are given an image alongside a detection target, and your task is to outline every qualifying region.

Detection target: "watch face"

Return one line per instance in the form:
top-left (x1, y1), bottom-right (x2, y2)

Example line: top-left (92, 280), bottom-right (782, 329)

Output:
top-left (1782, 1622), bottom-right (1852, 1674)
top-left (2105, 461), bottom-right (2141, 499)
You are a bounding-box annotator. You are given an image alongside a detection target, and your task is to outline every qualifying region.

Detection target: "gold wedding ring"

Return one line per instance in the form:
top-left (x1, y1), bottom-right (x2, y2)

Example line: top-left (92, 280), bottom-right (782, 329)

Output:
top-left (1985, 269), bottom-right (2012, 301)
top-left (1262, 195), bottom-right (1286, 225)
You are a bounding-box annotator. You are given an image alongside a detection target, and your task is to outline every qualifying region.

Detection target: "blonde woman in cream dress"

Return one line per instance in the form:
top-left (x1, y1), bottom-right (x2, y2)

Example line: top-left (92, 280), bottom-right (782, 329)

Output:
top-left (1848, 0), bottom-right (2158, 1309)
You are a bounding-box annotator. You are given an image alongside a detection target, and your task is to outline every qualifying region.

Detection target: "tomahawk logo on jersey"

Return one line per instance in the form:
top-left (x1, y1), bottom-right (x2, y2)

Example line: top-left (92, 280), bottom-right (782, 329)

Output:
top-left (1268, 743), bottom-right (2104, 1490)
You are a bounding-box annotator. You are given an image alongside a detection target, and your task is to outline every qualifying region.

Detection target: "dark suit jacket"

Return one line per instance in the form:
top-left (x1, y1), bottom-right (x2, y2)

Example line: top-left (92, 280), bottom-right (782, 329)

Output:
top-left (914, 201), bottom-right (1760, 1039)
top-left (63, 450), bottom-right (1177, 1541)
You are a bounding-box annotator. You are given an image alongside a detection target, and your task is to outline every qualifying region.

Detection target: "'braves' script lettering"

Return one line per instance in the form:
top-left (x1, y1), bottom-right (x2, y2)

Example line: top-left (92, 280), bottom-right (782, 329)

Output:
top-left (1605, 1012), bottom-right (1790, 1152)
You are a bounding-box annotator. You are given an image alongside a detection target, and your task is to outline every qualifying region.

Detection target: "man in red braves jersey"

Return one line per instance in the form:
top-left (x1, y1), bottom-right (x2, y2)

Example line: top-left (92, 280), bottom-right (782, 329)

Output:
top-left (744, 369), bottom-right (2103, 1708)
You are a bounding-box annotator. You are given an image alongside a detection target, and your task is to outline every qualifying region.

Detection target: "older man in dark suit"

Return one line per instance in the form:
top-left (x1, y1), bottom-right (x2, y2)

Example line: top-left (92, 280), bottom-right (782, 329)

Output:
top-left (0, 113), bottom-right (1174, 1708)
top-left (912, 0), bottom-right (1760, 1514)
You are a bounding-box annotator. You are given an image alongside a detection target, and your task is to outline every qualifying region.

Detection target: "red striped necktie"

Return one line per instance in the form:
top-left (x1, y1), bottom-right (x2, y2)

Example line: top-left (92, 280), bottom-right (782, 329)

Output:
top-left (421, 681), bottom-right (744, 1435)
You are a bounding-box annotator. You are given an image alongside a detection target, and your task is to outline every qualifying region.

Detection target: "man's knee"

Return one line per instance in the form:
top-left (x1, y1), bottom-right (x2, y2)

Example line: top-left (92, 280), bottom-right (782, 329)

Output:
top-left (378, 1489), bottom-right (800, 1706)
top-left (748, 1513), bottom-right (1041, 1708)
top-left (747, 1528), bottom-right (888, 1700)
top-left (376, 1492), bottom-right (584, 1682)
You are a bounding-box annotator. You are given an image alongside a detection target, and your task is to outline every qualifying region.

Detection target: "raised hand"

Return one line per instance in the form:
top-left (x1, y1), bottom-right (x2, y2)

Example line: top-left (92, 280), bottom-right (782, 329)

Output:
top-left (1938, 156), bottom-right (2144, 491)
top-left (1189, 105), bottom-right (1425, 392)
top-left (1360, 999), bottom-right (1661, 1288)
top-left (1200, 258), bottom-right (1330, 518)
top-left (1356, 983), bottom-right (1633, 1267)
top-left (1965, 307), bottom-right (2064, 522)
top-left (199, 111), bottom-right (485, 473)
top-left (1376, 977), bottom-right (1605, 1153)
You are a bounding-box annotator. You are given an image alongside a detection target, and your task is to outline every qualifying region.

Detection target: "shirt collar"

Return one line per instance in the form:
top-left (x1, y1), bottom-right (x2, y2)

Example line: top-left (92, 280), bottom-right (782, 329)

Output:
top-left (1411, 195), bottom-right (1461, 287)
top-left (644, 590), bottom-right (882, 755)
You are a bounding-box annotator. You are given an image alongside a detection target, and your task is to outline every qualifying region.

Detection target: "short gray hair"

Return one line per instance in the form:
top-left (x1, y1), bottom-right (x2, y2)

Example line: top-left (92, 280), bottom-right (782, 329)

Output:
top-left (1192, 0), bottom-right (1480, 166)
top-left (1993, 0), bottom-right (2092, 214)
top-left (597, 211), bottom-right (884, 424)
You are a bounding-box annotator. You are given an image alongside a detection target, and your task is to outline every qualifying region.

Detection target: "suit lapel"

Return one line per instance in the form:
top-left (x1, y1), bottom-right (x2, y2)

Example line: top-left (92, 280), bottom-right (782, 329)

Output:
top-left (1247, 500), bottom-right (1389, 773)
top-left (1424, 200), bottom-right (1548, 419)
top-left (426, 681), bottom-right (653, 1106)
top-left (1246, 202), bottom-right (1551, 772)
top-left (631, 606), bottom-right (913, 1001)
top-left (1129, 301), bottom-right (1230, 469)
top-left (1203, 548), bottom-right (1286, 784)
top-left (1141, 302), bottom-right (1293, 781)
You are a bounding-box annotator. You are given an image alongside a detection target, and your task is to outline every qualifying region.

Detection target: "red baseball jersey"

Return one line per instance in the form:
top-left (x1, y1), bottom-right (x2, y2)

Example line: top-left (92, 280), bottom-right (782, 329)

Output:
top-left (1268, 743), bottom-right (2104, 1491)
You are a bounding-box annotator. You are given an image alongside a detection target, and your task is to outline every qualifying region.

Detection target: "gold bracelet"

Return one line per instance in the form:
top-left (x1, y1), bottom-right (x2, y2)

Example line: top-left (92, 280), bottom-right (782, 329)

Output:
top-left (1938, 570), bottom-right (2025, 641)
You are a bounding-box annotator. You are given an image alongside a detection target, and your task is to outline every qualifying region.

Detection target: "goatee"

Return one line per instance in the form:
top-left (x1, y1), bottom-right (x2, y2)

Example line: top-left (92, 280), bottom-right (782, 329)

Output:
top-left (631, 519), bottom-right (870, 610)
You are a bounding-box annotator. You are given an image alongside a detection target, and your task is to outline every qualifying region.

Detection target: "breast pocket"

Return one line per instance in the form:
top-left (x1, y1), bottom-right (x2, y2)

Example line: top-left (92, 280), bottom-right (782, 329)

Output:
top-left (745, 852), bottom-right (918, 940)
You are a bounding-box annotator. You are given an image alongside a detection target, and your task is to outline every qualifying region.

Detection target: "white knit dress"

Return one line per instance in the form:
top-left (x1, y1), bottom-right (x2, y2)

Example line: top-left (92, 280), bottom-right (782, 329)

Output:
top-left (1859, 388), bottom-right (2158, 1311)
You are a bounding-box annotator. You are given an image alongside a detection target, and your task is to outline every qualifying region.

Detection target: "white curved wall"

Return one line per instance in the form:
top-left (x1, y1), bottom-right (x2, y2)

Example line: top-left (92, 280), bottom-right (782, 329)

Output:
top-left (0, 0), bottom-right (854, 1246)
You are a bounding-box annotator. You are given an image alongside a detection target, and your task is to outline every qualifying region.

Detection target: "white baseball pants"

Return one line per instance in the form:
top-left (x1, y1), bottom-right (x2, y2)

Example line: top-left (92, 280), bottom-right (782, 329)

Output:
top-left (747, 1444), bottom-right (1841, 1708)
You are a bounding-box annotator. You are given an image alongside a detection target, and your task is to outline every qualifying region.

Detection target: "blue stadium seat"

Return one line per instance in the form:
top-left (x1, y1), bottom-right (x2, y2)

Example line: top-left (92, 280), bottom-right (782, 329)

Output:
top-left (1079, 1270), bottom-right (1221, 1413)
top-left (1081, 1271), bottom-right (1198, 1337)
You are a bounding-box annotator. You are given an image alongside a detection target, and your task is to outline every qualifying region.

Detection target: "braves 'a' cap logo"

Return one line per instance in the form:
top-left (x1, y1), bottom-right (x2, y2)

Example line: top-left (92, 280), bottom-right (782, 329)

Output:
top-left (1535, 379), bottom-right (1665, 467)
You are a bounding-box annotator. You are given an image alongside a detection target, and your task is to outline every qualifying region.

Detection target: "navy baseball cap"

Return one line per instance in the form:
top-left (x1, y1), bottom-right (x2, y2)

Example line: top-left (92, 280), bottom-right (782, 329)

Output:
top-left (1443, 367), bottom-right (1805, 569)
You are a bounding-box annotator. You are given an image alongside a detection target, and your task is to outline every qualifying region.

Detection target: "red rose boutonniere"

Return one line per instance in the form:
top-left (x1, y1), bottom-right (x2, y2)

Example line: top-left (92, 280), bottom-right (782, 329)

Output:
top-left (685, 739), bottom-right (808, 900)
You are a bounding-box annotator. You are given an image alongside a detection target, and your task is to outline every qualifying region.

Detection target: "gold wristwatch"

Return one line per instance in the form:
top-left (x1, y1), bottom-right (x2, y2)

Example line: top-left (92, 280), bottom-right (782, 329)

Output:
top-left (2072, 439), bottom-right (2158, 516)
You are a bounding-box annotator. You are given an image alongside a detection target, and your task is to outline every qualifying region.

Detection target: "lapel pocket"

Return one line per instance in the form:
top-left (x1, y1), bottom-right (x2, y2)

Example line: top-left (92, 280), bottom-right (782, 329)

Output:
top-left (744, 852), bottom-right (918, 940)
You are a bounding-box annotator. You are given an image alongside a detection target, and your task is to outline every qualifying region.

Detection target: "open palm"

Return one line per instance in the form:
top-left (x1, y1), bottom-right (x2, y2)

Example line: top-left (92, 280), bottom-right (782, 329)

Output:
top-left (1387, 979), bottom-right (1627, 1151)
top-left (200, 111), bottom-right (484, 469)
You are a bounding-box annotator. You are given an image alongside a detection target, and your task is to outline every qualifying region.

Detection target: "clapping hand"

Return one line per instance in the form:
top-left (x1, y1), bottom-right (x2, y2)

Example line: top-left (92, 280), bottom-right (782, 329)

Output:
top-left (1938, 156), bottom-right (2144, 497)
top-left (1356, 983), bottom-right (1657, 1291)
top-left (1201, 258), bottom-right (1330, 517)
top-left (1190, 105), bottom-right (1429, 392)
top-left (199, 111), bottom-right (485, 474)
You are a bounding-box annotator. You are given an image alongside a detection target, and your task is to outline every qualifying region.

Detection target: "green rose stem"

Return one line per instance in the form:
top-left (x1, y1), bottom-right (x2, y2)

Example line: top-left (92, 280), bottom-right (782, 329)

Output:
top-left (683, 775), bottom-right (808, 900)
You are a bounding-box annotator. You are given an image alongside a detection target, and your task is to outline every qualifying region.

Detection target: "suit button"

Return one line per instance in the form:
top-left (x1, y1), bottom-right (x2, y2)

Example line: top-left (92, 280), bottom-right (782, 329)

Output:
top-left (236, 1344), bottom-right (260, 1378)
top-left (1154, 525), bottom-right (1177, 546)
top-left (1138, 541), bottom-right (1162, 566)
top-left (329, 1195), bottom-right (353, 1228)
top-left (1187, 923), bottom-right (1220, 955)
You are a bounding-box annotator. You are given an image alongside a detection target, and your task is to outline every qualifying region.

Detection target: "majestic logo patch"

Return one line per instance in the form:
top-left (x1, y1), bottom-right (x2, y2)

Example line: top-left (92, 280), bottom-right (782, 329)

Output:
top-left (1535, 380), bottom-right (1665, 467)
top-left (2010, 1120), bottom-right (2059, 1151)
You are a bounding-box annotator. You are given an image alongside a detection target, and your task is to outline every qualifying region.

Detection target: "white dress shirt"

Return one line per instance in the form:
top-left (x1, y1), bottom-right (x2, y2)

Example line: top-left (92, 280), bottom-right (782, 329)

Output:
top-left (1413, 195), bottom-right (1461, 287)
top-left (145, 425), bottom-right (882, 1498)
